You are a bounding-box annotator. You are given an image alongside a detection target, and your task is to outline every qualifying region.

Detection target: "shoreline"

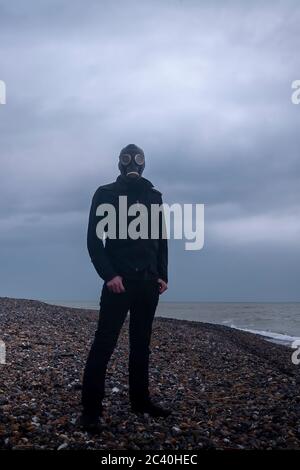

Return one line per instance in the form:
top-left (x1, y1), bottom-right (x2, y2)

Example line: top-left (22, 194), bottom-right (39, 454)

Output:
top-left (4, 297), bottom-right (300, 346)
top-left (1, 296), bottom-right (300, 450)
top-left (42, 298), bottom-right (300, 348)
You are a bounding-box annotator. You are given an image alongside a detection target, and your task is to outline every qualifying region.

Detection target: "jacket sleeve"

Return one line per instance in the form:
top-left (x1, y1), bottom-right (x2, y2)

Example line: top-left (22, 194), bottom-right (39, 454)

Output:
top-left (87, 188), bottom-right (118, 282)
top-left (157, 195), bottom-right (168, 283)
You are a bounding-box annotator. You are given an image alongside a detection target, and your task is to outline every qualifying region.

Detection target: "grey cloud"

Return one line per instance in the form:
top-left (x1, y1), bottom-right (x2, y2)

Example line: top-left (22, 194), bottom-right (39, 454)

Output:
top-left (0, 0), bottom-right (300, 300)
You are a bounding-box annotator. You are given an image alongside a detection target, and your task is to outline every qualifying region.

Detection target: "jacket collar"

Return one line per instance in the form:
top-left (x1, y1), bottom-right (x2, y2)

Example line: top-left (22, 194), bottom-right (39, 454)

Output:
top-left (115, 175), bottom-right (154, 192)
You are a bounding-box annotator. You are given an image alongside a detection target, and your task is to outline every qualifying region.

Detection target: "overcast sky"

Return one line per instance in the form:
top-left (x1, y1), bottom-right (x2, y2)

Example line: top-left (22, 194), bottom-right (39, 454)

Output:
top-left (0, 0), bottom-right (300, 302)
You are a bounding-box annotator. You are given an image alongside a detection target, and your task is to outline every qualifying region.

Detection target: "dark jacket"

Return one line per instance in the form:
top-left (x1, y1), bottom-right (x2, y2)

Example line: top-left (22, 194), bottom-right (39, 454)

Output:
top-left (87, 175), bottom-right (168, 283)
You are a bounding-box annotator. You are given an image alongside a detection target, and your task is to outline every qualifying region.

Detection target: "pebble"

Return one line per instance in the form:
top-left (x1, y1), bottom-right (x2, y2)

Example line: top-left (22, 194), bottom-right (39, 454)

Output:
top-left (0, 297), bottom-right (300, 450)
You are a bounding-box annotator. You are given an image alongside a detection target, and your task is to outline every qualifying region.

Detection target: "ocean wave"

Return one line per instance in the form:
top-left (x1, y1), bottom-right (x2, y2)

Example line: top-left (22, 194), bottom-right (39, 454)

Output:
top-left (230, 325), bottom-right (300, 347)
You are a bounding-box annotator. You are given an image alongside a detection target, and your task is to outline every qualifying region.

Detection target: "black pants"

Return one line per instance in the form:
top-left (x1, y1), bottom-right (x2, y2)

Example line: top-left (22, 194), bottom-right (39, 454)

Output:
top-left (81, 278), bottom-right (160, 417)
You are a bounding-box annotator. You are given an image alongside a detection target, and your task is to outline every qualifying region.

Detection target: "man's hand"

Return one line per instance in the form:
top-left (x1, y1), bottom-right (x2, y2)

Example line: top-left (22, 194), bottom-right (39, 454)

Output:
top-left (158, 278), bottom-right (168, 295)
top-left (106, 276), bottom-right (125, 294)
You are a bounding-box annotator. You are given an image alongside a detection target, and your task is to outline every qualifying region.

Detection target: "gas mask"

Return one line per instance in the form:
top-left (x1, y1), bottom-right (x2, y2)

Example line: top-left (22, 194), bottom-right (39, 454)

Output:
top-left (118, 144), bottom-right (145, 180)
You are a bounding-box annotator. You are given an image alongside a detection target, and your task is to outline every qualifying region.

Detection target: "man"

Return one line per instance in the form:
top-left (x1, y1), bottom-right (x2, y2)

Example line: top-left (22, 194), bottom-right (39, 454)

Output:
top-left (80, 144), bottom-right (170, 431)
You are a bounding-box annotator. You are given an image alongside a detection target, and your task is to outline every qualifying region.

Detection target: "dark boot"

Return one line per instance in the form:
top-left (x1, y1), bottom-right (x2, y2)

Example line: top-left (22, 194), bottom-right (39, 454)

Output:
top-left (78, 403), bottom-right (103, 432)
top-left (78, 411), bottom-right (103, 434)
top-left (131, 399), bottom-right (172, 418)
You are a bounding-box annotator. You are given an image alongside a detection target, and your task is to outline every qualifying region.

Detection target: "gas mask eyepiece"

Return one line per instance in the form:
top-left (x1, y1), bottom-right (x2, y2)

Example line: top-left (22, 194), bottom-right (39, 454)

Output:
top-left (119, 153), bottom-right (145, 167)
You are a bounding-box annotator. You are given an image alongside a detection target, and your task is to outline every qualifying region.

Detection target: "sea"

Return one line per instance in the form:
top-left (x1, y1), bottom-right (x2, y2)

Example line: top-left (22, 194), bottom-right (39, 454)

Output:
top-left (46, 301), bottom-right (300, 348)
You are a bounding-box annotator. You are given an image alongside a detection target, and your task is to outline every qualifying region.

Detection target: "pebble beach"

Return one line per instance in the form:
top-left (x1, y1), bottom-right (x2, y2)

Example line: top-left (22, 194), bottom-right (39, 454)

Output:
top-left (1, 296), bottom-right (300, 450)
